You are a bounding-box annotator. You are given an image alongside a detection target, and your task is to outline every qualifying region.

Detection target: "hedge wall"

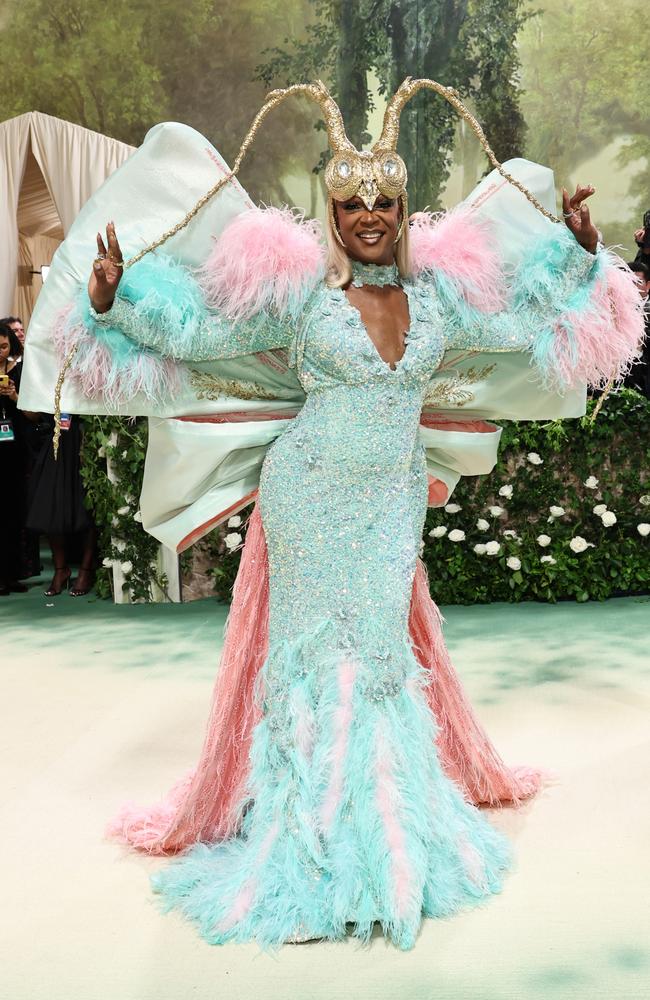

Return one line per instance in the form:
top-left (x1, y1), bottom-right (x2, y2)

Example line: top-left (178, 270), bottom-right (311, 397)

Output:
top-left (81, 390), bottom-right (650, 604)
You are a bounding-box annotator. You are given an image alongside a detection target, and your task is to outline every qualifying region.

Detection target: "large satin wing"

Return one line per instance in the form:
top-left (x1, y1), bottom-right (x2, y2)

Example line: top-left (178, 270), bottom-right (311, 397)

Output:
top-left (20, 121), bottom-right (303, 415)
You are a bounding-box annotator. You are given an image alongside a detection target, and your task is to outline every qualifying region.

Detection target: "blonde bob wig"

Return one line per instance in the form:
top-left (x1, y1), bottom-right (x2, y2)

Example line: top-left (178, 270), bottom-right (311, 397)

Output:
top-left (324, 195), bottom-right (412, 289)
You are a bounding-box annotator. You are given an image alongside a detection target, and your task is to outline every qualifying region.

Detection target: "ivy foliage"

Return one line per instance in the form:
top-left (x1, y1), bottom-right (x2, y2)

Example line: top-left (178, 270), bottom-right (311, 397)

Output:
top-left (80, 416), bottom-right (166, 601)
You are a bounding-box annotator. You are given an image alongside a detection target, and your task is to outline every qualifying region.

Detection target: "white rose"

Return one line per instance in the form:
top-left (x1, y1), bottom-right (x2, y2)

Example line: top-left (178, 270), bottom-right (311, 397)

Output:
top-left (448, 529), bottom-right (466, 542)
top-left (637, 523), bottom-right (650, 537)
top-left (584, 476), bottom-right (599, 489)
top-left (419, 539), bottom-right (425, 556)
top-left (503, 529), bottom-right (519, 539)
top-left (125, 494), bottom-right (135, 503)
top-left (569, 536), bottom-right (593, 554)
top-left (527, 452), bottom-right (543, 465)
top-left (540, 555), bottom-right (557, 565)
top-left (536, 534), bottom-right (551, 547)
top-left (121, 450), bottom-right (128, 459)
top-left (476, 518), bottom-right (489, 531)
top-left (549, 505), bottom-right (565, 518)
top-left (485, 540), bottom-right (501, 556)
top-left (97, 446), bottom-right (106, 458)
top-left (640, 495), bottom-right (650, 507)
top-left (114, 540), bottom-right (126, 553)
top-left (429, 525), bottom-right (447, 538)
top-left (133, 510), bottom-right (143, 523)
top-left (473, 543), bottom-right (487, 555)
top-left (593, 504), bottom-right (608, 516)
top-left (120, 561), bottom-right (133, 574)
top-left (489, 506), bottom-right (504, 517)
top-left (102, 557), bottom-right (113, 568)
top-left (227, 515), bottom-right (242, 528)
top-left (600, 510), bottom-right (617, 527)
top-left (498, 485), bottom-right (513, 498)
top-left (444, 503), bottom-right (462, 514)
top-left (117, 506), bottom-right (130, 516)
top-left (224, 532), bottom-right (242, 550)
top-left (111, 517), bottom-right (119, 528)
top-left (506, 556), bottom-right (521, 571)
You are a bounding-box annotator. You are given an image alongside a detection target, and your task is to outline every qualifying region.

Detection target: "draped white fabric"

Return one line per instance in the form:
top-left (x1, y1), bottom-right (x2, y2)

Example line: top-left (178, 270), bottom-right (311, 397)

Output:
top-left (0, 111), bottom-right (133, 317)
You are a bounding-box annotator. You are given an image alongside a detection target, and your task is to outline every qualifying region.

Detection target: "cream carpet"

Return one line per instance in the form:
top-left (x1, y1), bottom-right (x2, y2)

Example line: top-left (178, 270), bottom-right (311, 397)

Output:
top-left (1, 586), bottom-right (649, 1000)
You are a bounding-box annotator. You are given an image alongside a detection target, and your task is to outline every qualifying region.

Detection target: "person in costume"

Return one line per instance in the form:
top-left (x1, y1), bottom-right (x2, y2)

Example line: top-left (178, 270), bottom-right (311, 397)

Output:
top-left (20, 79), bottom-right (643, 949)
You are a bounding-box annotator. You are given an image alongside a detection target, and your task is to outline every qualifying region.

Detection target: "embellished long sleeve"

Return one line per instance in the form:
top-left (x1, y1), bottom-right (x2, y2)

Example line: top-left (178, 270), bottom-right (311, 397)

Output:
top-left (420, 222), bottom-right (643, 392)
top-left (52, 207), bottom-right (326, 408)
top-left (89, 254), bottom-right (292, 362)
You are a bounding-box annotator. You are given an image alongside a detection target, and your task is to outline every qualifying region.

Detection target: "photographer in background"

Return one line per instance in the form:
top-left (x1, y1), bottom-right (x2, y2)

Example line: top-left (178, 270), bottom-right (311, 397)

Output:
top-left (623, 260), bottom-right (650, 398)
top-left (634, 211), bottom-right (650, 270)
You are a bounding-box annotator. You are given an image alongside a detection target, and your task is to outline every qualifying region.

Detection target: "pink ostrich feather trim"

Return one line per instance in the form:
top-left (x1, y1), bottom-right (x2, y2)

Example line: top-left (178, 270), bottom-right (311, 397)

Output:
top-left (197, 206), bottom-right (325, 322)
top-left (53, 304), bottom-right (180, 406)
top-left (375, 721), bottom-right (415, 920)
top-left (409, 208), bottom-right (506, 312)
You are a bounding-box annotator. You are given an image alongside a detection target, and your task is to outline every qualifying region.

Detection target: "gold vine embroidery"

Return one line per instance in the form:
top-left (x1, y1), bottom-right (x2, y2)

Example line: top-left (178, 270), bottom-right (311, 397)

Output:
top-left (423, 363), bottom-right (496, 408)
top-left (189, 369), bottom-right (281, 402)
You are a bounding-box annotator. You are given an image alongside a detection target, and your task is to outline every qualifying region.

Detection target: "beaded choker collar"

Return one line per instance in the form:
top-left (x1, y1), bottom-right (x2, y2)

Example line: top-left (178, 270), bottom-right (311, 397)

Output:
top-left (350, 259), bottom-right (400, 288)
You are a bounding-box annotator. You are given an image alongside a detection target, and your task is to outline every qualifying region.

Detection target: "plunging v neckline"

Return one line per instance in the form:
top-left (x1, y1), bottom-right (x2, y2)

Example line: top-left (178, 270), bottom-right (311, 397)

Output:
top-left (341, 286), bottom-right (412, 372)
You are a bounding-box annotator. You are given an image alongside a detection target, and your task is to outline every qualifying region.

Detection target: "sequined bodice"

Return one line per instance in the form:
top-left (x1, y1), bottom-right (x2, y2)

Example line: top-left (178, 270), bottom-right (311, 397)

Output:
top-left (292, 279), bottom-right (445, 395)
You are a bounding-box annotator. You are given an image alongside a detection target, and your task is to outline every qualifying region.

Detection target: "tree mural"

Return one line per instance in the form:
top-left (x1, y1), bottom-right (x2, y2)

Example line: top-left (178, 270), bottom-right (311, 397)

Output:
top-left (0, 0), bottom-right (323, 204)
top-left (258, 0), bottom-right (529, 210)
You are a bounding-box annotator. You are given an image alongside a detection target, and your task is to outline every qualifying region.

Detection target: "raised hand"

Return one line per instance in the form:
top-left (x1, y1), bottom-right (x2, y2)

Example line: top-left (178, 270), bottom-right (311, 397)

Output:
top-left (88, 222), bottom-right (124, 312)
top-left (561, 184), bottom-right (599, 254)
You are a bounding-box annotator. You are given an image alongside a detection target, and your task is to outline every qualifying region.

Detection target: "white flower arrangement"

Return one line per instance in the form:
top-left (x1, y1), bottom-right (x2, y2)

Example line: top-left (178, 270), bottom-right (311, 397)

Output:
top-left (549, 505), bottom-right (565, 518)
top-left (498, 484), bottom-right (513, 498)
top-left (133, 511), bottom-right (143, 523)
top-left (102, 557), bottom-right (113, 568)
top-left (117, 505), bottom-right (130, 516)
top-left (473, 543), bottom-right (487, 555)
top-left (506, 556), bottom-right (521, 571)
top-left (476, 518), bottom-right (489, 531)
top-left (536, 534), bottom-right (551, 547)
top-left (120, 561), bottom-right (133, 573)
top-left (540, 555), bottom-right (557, 565)
top-left (429, 525), bottom-right (447, 538)
top-left (584, 476), bottom-right (599, 489)
top-left (600, 510), bottom-right (617, 527)
top-left (637, 523), bottom-right (650, 537)
top-left (444, 503), bottom-right (462, 514)
top-left (640, 495), bottom-right (650, 507)
top-left (503, 529), bottom-right (519, 540)
top-left (121, 449), bottom-right (128, 459)
top-left (485, 540), bottom-right (501, 556)
top-left (569, 536), bottom-right (594, 554)
top-left (114, 540), bottom-right (126, 553)
top-left (527, 452), bottom-right (543, 465)
top-left (593, 503), bottom-right (608, 516)
top-left (489, 505), bottom-right (504, 517)
top-left (448, 529), bottom-right (466, 542)
top-left (97, 446), bottom-right (106, 458)
top-left (225, 532), bottom-right (243, 550)
top-left (228, 515), bottom-right (242, 528)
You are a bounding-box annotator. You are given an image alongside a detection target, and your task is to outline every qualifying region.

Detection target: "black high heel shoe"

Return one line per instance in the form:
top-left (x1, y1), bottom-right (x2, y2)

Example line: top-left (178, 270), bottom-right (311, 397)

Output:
top-left (70, 566), bottom-right (96, 597)
top-left (44, 566), bottom-right (71, 596)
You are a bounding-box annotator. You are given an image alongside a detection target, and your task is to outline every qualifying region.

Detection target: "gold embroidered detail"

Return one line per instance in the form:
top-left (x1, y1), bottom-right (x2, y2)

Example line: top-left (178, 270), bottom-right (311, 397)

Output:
top-left (189, 369), bottom-right (280, 401)
top-left (423, 363), bottom-right (496, 408)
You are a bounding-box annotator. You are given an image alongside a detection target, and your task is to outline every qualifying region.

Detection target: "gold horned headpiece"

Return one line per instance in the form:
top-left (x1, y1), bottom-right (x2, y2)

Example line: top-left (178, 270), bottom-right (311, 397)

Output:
top-left (126, 77), bottom-right (559, 269)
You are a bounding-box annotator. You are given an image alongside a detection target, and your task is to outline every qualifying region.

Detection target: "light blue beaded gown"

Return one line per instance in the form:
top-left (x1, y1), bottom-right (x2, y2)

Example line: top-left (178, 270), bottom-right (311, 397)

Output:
top-left (85, 236), bottom-right (602, 949)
